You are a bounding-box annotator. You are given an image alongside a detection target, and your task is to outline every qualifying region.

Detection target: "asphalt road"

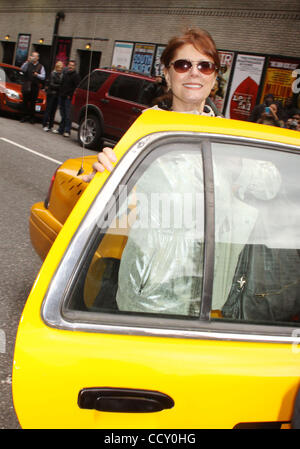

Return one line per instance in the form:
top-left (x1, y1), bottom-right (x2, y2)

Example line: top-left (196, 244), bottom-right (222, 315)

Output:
top-left (0, 114), bottom-right (96, 428)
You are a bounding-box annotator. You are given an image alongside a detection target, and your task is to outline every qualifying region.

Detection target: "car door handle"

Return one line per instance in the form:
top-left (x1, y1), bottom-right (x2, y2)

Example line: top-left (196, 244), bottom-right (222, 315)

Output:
top-left (78, 387), bottom-right (174, 413)
top-left (100, 98), bottom-right (109, 104)
top-left (132, 107), bottom-right (141, 113)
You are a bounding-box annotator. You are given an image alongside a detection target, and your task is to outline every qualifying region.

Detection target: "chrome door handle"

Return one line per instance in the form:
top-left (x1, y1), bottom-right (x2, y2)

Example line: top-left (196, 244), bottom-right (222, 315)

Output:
top-left (78, 387), bottom-right (174, 413)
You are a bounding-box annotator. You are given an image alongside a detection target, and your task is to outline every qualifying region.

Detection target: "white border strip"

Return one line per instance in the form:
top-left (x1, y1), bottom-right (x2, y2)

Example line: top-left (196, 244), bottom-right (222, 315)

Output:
top-left (0, 137), bottom-right (62, 164)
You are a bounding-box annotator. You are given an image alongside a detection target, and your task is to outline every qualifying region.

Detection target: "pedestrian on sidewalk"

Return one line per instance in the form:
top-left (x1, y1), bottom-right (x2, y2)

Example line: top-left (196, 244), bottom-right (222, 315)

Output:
top-left (20, 52), bottom-right (46, 124)
top-left (53, 60), bottom-right (80, 137)
top-left (42, 61), bottom-right (64, 132)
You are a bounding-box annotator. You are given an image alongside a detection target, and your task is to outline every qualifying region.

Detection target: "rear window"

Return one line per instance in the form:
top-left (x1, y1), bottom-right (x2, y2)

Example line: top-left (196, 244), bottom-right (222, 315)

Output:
top-left (108, 75), bottom-right (144, 103)
top-left (78, 70), bottom-right (110, 92)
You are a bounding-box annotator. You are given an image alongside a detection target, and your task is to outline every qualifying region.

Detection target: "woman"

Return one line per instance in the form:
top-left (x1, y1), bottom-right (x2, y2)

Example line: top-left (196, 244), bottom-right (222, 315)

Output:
top-left (83, 29), bottom-right (282, 317)
top-left (257, 102), bottom-right (284, 128)
top-left (82, 28), bottom-right (220, 181)
top-left (42, 60), bottom-right (64, 132)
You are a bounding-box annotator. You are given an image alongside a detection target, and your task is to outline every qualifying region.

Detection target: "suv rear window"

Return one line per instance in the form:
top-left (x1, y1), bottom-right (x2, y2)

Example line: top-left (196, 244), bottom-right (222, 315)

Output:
top-left (109, 75), bottom-right (144, 103)
top-left (79, 70), bottom-right (110, 92)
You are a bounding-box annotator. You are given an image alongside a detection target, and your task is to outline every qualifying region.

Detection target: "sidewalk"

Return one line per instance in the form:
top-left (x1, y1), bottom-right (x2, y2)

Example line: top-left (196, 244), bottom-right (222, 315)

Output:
top-left (54, 110), bottom-right (78, 131)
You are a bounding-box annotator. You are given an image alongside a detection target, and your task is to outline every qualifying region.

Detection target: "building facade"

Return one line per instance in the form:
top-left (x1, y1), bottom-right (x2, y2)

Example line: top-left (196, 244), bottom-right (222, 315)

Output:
top-left (0, 1), bottom-right (299, 117)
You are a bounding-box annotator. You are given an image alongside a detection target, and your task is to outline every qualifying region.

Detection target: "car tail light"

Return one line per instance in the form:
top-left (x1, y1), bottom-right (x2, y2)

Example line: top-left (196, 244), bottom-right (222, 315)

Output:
top-left (44, 166), bottom-right (60, 209)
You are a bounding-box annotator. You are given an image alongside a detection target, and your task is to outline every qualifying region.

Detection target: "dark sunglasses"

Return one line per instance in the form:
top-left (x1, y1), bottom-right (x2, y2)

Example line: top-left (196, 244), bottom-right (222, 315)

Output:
top-left (170, 59), bottom-right (217, 75)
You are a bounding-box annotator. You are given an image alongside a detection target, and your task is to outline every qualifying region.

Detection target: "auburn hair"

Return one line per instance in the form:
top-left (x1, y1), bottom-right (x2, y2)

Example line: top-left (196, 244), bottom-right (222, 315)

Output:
top-left (161, 28), bottom-right (220, 71)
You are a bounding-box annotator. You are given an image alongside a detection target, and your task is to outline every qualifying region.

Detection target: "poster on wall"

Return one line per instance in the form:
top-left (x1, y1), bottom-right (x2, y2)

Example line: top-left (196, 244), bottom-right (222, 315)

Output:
top-left (260, 57), bottom-right (300, 106)
top-left (225, 54), bottom-right (265, 120)
top-left (210, 50), bottom-right (234, 114)
top-left (15, 34), bottom-right (31, 67)
top-left (55, 37), bottom-right (72, 67)
top-left (130, 43), bottom-right (156, 75)
top-left (153, 45), bottom-right (166, 77)
top-left (111, 41), bottom-right (134, 70)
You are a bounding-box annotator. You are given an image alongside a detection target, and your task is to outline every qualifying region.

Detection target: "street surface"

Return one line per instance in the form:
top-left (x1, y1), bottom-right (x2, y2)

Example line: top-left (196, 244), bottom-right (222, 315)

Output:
top-left (0, 113), bottom-right (96, 428)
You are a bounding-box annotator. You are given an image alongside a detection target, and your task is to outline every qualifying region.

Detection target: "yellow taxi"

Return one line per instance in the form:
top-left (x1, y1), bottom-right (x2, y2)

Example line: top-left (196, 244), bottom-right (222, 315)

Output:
top-left (13, 110), bottom-right (300, 429)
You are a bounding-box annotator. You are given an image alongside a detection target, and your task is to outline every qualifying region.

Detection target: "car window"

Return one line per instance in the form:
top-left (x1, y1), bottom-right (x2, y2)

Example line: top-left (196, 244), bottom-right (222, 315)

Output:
top-left (63, 142), bottom-right (205, 319)
top-left (0, 68), bottom-right (5, 83)
top-left (211, 142), bottom-right (300, 327)
top-left (78, 70), bottom-right (110, 92)
top-left (0, 67), bottom-right (23, 84)
top-left (109, 75), bottom-right (144, 103)
top-left (139, 80), bottom-right (160, 107)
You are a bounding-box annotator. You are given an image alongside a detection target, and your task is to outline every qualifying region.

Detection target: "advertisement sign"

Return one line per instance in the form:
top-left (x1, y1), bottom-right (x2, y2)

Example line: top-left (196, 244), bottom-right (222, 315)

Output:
top-left (55, 37), bottom-right (72, 66)
top-left (130, 43), bottom-right (156, 75)
top-left (225, 54), bottom-right (265, 120)
top-left (210, 50), bottom-right (234, 114)
top-left (260, 57), bottom-right (300, 106)
top-left (153, 45), bottom-right (166, 77)
top-left (15, 34), bottom-right (31, 66)
top-left (112, 42), bottom-right (134, 70)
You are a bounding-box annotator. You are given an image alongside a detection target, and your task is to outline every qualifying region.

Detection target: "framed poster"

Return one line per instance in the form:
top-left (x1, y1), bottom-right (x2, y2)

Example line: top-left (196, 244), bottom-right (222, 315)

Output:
top-left (153, 45), bottom-right (166, 77)
top-left (210, 50), bottom-right (234, 114)
top-left (111, 41), bottom-right (134, 70)
top-left (225, 54), bottom-right (266, 120)
top-left (55, 37), bottom-right (72, 66)
top-left (130, 43), bottom-right (155, 75)
top-left (260, 57), bottom-right (300, 106)
top-left (15, 33), bottom-right (31, 66)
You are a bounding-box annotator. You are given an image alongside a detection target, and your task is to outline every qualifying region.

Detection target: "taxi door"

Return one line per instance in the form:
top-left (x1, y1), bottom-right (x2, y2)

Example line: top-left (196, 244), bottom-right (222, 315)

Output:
top-left (13, 128), bottom-right (300, 429)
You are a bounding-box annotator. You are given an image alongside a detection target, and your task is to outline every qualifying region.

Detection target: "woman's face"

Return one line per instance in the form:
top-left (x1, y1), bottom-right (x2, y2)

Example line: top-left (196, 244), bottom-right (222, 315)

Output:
top-left (164, 43), bottom-right (217, 113)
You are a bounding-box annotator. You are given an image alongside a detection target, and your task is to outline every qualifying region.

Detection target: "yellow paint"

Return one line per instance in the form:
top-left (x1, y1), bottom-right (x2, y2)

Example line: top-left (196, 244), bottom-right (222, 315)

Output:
top-left (13, 111), bottom-right (300, 428)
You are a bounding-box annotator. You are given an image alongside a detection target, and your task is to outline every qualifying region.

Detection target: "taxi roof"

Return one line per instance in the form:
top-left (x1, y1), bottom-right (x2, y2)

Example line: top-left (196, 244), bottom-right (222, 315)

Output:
top-left (118, 109), bottom-right (300, 150)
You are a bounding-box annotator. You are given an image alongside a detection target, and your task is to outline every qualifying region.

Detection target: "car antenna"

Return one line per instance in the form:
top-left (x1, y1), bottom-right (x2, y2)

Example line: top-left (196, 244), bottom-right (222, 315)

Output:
top-left (77, 16), bottom-right (98, 176)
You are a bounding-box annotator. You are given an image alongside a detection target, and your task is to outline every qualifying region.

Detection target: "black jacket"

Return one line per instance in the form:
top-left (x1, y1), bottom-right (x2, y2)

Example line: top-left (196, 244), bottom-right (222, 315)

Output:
top-left (46, 70), bottom-right (63, 96)
top-left (60, 69), bottom-right (80, 98)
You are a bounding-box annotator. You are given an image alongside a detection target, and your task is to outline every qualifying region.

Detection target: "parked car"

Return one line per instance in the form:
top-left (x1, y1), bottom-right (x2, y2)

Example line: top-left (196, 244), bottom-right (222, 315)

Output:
top-left (0, 62), bottom-right (46, 116)
top-left (71, 68), bottom-right (160, 149)
top-left (13, 110), bottom-right (300, 428)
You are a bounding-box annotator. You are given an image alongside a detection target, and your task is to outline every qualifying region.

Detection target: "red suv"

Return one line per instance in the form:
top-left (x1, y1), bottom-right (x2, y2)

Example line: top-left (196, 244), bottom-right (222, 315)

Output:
top-left (71, 68), bottom-right (158, 149)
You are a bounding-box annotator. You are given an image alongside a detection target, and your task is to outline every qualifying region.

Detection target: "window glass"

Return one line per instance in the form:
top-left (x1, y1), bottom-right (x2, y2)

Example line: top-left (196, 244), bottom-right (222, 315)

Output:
top-left (211, 142), bottom-right (300, 327)
top-left (109, 75), bottom-right (143, 103)
top-left (0, 68), bottom-right (5, 83)
top-left (0, 67), bottom-right (23, 84)
top-left (140, 80), bottom-right (159, 106)
top-left (64, 143), bottom-right (205, 319)
top-left (78, 70), bottom-right (109, 92)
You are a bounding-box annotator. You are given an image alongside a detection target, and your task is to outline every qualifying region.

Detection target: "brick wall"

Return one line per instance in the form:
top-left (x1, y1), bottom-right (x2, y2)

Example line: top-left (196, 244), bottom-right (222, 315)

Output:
top-left (0, 1), bottom-right (299, 65)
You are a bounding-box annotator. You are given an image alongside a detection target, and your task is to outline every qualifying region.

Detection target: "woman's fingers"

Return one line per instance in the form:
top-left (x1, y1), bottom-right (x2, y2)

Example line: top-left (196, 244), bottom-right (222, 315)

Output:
top-left (82, 147), bottom-right (117, 182)
top-left (102, 146), bottom-right (117, 163)
top-left (82, 168), bottom-right (97, 183)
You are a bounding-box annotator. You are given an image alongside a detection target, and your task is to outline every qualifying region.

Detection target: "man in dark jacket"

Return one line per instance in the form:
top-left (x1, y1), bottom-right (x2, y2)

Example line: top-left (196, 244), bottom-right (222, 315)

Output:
top-left (20, 52), bottom-right (46, 123)
top-left (54, 60), bottom-right (80, 137)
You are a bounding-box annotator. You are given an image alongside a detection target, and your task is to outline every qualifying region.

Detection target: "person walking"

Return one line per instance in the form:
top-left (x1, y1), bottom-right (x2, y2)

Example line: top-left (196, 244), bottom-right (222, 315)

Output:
top-left (53, 60), bottom-right (80, 137)
top-left (42, 61), bottom-right (64, 132)
top-left (20, 52), bottom-right (46, 124)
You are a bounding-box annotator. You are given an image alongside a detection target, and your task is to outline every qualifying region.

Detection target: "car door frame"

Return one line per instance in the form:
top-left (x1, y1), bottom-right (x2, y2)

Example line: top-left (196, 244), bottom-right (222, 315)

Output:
top-left (41, 130), bottom-right (300, 345)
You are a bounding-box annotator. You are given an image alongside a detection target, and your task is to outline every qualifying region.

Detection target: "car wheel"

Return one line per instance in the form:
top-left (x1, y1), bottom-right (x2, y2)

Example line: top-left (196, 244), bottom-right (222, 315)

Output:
top-left (78, 114), bottom-right (102, 149)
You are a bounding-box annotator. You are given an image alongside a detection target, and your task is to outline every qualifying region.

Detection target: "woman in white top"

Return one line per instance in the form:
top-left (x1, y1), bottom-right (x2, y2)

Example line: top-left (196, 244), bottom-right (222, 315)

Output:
top-left (83, 28), bottom-right (221, 179)
top-left (83, 29), bottom-right (281, 316)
